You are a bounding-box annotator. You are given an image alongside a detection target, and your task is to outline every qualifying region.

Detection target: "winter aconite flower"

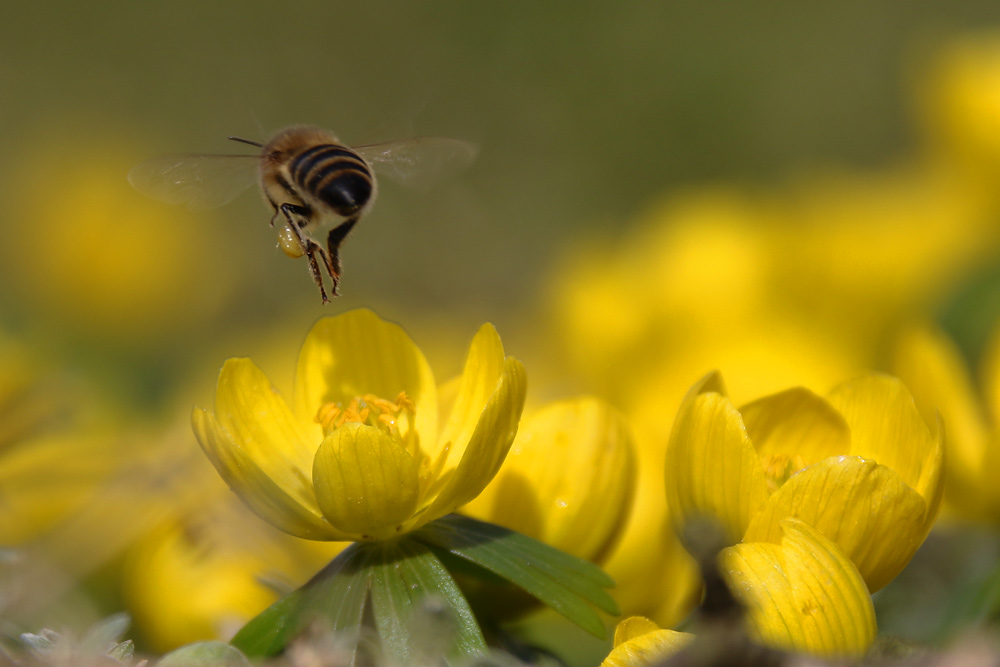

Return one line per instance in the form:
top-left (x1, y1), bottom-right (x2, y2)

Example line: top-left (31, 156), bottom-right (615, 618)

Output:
top-left (600, 520), bottom-right (875, 665)
top-left (193, 308), bottom-right (527, 542)
top-left (665, 371), bottom-right (944, 592)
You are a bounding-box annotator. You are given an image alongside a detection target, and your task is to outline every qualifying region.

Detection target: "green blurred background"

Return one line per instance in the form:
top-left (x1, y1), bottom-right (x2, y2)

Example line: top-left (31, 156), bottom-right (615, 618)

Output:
top-left (3, 2), bottom-right (1000, 405)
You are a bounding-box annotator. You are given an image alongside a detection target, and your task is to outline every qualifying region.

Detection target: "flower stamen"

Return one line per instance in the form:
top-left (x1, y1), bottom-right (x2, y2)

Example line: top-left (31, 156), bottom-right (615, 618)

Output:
top-left (761, 452), bottom-right (807, 493)
top-left (315, 392), bottom-right (417, 447)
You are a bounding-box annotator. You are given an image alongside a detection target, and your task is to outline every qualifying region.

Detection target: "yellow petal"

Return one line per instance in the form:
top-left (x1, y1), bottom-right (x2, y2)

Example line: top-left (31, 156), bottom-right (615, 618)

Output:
top-left (721, 519), bottom-right (876, 657)
top-left (464, 397), bottom-right (637, 563)
top-left (312, 423), bottom-right (420, 540)
top-left (192, 408), bottom-right (344, 540)
top-left (826, 375), bottom-right (939, 501)
top-left (434, 323), bottom-right (507, 468)
top-left (665, 372), bottom-right (770, 544)
top-left (743, 456), bottom-right (926, 592)
top-left (601, 617), bottom-right (694, 667)
top-left (214, 358), bottom-right (316, 480)
top-left (739, 388), bottom-right (850, 473)
top-left (293, 309), bottom-right (437, 443)
top-left (416, 357), bottom-right (527, 528)
top-left (613, 617), bottom-right (661, 644)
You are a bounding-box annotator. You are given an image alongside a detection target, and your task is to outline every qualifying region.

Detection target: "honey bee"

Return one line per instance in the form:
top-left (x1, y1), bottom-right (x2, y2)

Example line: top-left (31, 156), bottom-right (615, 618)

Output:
top-left (129, 125), bottom-right (476, 302)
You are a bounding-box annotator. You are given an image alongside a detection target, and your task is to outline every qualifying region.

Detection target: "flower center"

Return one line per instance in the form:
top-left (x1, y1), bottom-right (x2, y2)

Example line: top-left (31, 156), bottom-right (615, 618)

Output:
top-left (315, 392), bottom-right (418, 452)
top-left (760, 451), bottom-right (807, 493)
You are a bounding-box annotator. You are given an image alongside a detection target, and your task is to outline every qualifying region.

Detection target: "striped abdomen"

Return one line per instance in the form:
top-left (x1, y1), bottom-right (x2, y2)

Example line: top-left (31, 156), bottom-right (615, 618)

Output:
top-left (290, 144), bottom-right (373, 216)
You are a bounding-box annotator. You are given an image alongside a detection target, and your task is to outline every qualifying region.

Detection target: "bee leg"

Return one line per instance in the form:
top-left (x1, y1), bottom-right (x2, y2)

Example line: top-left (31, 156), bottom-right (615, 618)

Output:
top-left (267, 199), bottom-right (279, 226)
top-left (322, 217), bottom-right (360, 294)
top-left (279, 202), bottom-right (312, 229)
top-left (304, 242), bottom-right (330, 304)
top-left (279, 202), bottom-right (329, 303)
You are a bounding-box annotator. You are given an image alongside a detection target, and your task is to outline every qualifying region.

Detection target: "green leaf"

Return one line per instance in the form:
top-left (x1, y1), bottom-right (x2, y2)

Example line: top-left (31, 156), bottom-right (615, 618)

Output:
top-left (368, 540), bottom-right (487, 665)
top-left (229, 587), bottom-right (307, 658)
top-left (159, 641), bottom-right (251, 666)
top-left (231, 538), bottom-right (488, 664)
top-left (231, 544), bottom-right (373, 659)
top-left (108, 640), bottom-right (135, 664)
top-left (413, 514), bottom-right (619, 638)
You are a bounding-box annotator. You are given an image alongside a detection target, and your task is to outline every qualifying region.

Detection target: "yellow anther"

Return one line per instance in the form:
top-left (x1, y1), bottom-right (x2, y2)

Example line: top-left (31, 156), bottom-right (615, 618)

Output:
top-left (315, 403), bottom-right (343, 431)
top-left (314, 391), bottom-right (417, 442)
top-left (395, 392), bottom-right (415, 414)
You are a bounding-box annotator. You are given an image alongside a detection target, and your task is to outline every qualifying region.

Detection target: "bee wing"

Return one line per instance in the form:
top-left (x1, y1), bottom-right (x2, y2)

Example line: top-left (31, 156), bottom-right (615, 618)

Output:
top-left (127, 154), bottom-right (259, 210)
top-left (353, 137), bottom-right (478, 192)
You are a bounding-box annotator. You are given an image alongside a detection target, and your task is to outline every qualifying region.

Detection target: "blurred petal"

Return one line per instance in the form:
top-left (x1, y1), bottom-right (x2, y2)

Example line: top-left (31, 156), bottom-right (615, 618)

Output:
top-left (739, 388), bottom-right (850, 473)
top-left (665, 372), bottom-right (770, 544)
top-left (312, 423), bottom-right (420, 540)
top-left (192, 408), bottom-right (343, 540)
top-left (603, 457), bottom-right (701, 627)
top-left (743, 456), bottom-right (926, 592)
top-left (722, 520), bottom-right (876, 657)
top-left (893, 326), bottom-right (986, 462)
top-left (826, 375), bottom-right (939, 500)
top-left (293, 309), bottom-right (437, 441)
top-left (601, 617), bottom-right (694, 667)
top-left (435, 323), bottom-right (507, 467)
top-left (464, 397), bottom-right (637, 563)
top-left (417, 357), bottom-right (527, 527)
top-left (893, 326), bottom-right (986, 517)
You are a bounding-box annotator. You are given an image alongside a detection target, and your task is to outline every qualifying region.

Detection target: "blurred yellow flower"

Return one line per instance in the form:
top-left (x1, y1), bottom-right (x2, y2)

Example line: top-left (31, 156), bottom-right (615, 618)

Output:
top-left (0, 335), bottom-right (127, 545)
top-left (773, 165), bottom-right (995, 352)
top-left (462, 396), bottom-right (636, 564)
top-left (892, 323), bottom-right (1000, 521)
top-left (917, 31), bottom-right (1000, 190)
top-left (720, 519), bottom-right (877, 657)
top-left (600, 616), bottom-right (694, 667)
top-left (193, 308), bottom-right (526, 542)
top-left (125, 499), bottom-right (343, 652)
top-left (0, 138), bottom-right (233, 344)
top-left (665, 371), bottom-right (943, 592)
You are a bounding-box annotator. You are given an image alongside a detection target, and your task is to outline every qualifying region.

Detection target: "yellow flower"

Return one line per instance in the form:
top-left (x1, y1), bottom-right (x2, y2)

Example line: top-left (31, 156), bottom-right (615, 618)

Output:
top-left (892, 323), bottom-right (1000, 521)
top-left (721, 519), bottom-right (877, 657)
top-left (462, 397), bottom-right (636, 564)
top-left (600, 617), bottom-right (694, 667)
top-left (665, 371), bottom-right (943, 592)
top-left (193, 308), bottom-right (527, 542)
top-left (601, 521), bottom-right (875, 664)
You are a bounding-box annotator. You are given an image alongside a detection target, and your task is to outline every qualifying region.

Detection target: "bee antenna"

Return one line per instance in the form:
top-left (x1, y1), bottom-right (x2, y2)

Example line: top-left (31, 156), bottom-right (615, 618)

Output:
top-left (228, 136), bottom-right (264, 148)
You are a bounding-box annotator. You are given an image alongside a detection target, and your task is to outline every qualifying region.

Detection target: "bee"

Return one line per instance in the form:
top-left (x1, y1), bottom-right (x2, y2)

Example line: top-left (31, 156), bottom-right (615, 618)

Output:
top-left (129, 125), bottom-right (476, 302)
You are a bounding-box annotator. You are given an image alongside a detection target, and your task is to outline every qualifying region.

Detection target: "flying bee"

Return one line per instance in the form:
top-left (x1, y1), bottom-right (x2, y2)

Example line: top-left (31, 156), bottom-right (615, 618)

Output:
top-left (129, 125), bottom-right (477, 302)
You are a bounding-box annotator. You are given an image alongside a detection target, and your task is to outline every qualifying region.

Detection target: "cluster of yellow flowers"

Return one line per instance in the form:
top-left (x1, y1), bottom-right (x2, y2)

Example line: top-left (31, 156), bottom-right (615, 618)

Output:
top-left (7, 30), bottom-right (1000, 667)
